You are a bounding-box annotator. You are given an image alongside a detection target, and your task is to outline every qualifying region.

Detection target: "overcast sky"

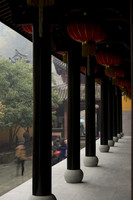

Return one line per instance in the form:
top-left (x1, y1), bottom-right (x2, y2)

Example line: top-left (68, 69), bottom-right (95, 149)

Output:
top-left (0, 22), bottom-right (32, 61)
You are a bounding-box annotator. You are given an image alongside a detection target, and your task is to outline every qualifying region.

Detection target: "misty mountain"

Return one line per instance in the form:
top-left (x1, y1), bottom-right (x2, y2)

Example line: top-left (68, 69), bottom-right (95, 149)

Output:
top-left (0, 22), bottom-right (64, 85)
top-left (0, 22), bottom-right (33, 62)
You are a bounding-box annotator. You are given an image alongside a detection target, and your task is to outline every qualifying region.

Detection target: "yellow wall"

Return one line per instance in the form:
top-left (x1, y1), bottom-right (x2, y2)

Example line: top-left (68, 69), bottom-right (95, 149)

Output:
top-left (0, 127), bottom-right (33, 144)
top-left (0, 95), bottom-right (131, 144)
top-left (122, 95), bottom-right (131, 111)
top-left (0, 127), bottom-right (9, 143)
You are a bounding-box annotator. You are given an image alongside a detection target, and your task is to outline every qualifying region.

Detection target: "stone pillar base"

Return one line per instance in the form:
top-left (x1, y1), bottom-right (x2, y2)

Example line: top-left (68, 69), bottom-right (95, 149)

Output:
top-left (117, 133), bottom-right (121, 139)
top-left (83, 156), bottom-right (99, 167)
top-left (113, 136), bottom-right (118, 142)
top-left (121, 132), bottom-right (124, 137)
top-left (28, 194), bottom-right (57, 200)
top-left (108, 140), bottom-right (115, 147)
top-left (64, 169), bottom-right (84, 183)
top-left (99, 145), bottom-right (110, 152)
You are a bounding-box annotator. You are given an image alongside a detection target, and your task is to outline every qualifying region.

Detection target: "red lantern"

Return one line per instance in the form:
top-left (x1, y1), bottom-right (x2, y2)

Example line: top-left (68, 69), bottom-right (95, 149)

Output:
top-left (94, 66), bottom-right (99, 73)
top-left (96, 49), bottom-right (122, 68)
top-left (80, 66), bottom-right (86, 73)
top-left (118, 85), bottom-right (127, 93)
top-left (127, 87), bottom-right (131, 93)
top-left (104, 67), bottom-right (125, 78)
top-left (117, 78), bottom-right (131, 88)
top-left (80, 66), bottom-right (99, 74)
top-left (22, 25), bottom-right (33, 34)
top-left (67, 20), bottom-right (107, 43)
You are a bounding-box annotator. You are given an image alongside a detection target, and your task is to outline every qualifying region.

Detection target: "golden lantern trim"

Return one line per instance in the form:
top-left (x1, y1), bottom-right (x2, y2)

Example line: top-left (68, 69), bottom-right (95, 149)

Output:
top-left (82, 41), bottom-right (96, 57)
top-left (57, 52), bottom-right (67, 63)
top-left (112, 77), bottom-right (116, 85)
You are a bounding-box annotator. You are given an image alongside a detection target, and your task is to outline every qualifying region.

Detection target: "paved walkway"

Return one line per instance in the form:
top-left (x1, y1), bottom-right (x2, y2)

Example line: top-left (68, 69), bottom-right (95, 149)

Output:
top-left (0, 158), bottom-right (32, 196)
top-left (0, 136), bottom-right (131, 200)
top-left (0, 141), bottom-right (85, 196)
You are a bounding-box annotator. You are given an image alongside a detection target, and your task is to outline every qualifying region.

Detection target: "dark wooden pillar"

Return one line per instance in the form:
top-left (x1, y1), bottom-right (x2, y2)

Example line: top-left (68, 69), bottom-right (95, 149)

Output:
top-left (99, 75), bottom-right (110, 152)
top-left (119, 90), bottom-right (124, 136)
top-left (107, 78), bottom-right (114, 147)
top-left (64, 100), bottom-right (67, 140)
top-left (130, 2), bottom-right (133, 200)
top-left (97, 100), bottom-right (101, 138)
top-left (83, 56), bottom-right (98, 166)
top-left (64, 38), bottom-right (83, 183)
top-left (112, 85), bottom-right (118, 142)
top-left (29, 10), bottom-right (56, 200)
top-left (117, 87), bottom-right (122, 139)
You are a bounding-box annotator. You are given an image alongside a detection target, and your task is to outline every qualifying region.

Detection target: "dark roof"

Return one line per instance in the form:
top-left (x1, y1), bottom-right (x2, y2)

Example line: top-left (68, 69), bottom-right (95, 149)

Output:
top-left (0, 0), bottom-right (32, 41)
top-left (0, 1), bottom-right (130, 43)
top-left (0, 1), bottom-right (131, 74)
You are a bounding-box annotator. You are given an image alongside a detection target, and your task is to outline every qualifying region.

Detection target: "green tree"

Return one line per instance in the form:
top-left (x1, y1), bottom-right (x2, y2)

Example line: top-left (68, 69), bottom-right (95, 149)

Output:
top-left (52, 73), bottom-right (62, 122)
top-left (0, 101), bottom-right (6, 123)
top-left (0, 57), bottom-right (62, 149)
top-left (0, 57), bottom-right (33, 148)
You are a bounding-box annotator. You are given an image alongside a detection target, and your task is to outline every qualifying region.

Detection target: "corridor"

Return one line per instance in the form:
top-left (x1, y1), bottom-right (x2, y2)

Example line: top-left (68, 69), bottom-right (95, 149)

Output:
top-left (0, 136), bottom-right (131, 200)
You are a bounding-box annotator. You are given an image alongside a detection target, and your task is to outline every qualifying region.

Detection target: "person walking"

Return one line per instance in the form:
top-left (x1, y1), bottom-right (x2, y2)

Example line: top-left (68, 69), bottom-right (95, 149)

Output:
top-left (59, 138), bottom-right (67, 161)
top-left (15, 142), bottom-right (26, 176)
top-left (15, 136), bottom-right (19, 147)
top-left (23, 128), bottom-right (30, 147)
top-left (80, 123), bottom-right (85, 136)
top-left (51, 149), bottom-right (59, 166)
top-left (53, 136), bottom-right (61, 151)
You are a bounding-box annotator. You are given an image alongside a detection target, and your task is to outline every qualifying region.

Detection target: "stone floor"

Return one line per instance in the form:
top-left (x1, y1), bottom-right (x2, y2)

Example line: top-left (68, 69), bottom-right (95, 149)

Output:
top-left (0, 158), bottom-right (32, 196)
top-left (0, 136), bottom-right (131, 200)
top-left (0, 141), bottom-right (85, 196)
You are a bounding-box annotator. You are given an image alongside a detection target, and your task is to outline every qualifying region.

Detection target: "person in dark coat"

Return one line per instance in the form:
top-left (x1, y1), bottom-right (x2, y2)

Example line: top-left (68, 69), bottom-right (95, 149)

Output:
top-left (15, 142), bottom-right (26, 176)
top-left (59, 138), bottom-right (67, 161)
top-left (23, 127), bottom-right (30, 147)
top-left (80, 124), bottom-right (85, 136)
top-left (53, 136), bottom-right (61, 151)
top-left (51, 149), bottom-right (59, 166)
